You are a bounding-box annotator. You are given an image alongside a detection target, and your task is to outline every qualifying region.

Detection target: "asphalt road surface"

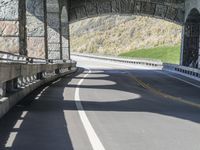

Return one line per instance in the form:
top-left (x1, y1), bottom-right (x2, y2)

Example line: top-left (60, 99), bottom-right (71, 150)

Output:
top-left (0, 56), bottom-right (200, 150)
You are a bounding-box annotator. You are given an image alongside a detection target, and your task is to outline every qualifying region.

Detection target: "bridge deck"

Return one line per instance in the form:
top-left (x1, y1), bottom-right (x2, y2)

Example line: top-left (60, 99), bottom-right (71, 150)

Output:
top-left (0, 56), bottom-right (200, 150)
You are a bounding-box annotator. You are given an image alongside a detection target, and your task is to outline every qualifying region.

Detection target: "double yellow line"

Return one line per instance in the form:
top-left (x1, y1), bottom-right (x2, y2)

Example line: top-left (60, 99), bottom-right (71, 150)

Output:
top-left (129, 74), bottom-right (200, 109)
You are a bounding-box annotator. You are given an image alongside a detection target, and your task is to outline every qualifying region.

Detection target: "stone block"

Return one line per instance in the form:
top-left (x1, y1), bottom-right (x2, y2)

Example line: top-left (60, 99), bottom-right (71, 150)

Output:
top-left (85, 1), bottom-right (98, 16)
top-left (26, 16), bottom-right (45, 37)
top-left (47, 28), bottom-right (60, 42)
top-left (62, 47), bottom-right (69, 60)
top-left (27, 37), bottom-right (45, 58)
top-left (26, 0), bottom-right (44, 17)
top-left (155, 4), bottom-right (167, 18)
top-left (47, 13), bottom-right (60, 29)
top-left (62, 37), bottom-right (69, 47)
top-left (98, 1), bottom-right (112, 14)
top-left (48, 51), bottom-right (60, 59)
top-left (0, 37), bottom-right (19, 53)
top-left (75, 7), bottom-right (87, 19)
top-left (0, 0), bottom-right (19, 20)
top-left (0, 21), bottom-right (19, 36)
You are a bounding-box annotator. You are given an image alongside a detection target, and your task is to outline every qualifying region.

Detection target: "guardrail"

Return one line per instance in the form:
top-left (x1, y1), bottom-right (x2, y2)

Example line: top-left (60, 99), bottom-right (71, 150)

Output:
top-left (0, 51), bottom-right (68, 64)
top-left (72, 53), bottom-right (163, 68)
top-left (72, 53), bottom-right (200, 81)
top-left (163, 63), bottom-right (200, 80)
top-left (0, 52), bottom-right (77, 118)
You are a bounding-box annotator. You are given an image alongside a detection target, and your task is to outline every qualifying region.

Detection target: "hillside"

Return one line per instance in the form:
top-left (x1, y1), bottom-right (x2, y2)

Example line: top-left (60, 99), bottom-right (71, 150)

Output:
top-left (119, 45), bottom-right (180, 64)
top-left (70, 15), bottom-right (182, 56)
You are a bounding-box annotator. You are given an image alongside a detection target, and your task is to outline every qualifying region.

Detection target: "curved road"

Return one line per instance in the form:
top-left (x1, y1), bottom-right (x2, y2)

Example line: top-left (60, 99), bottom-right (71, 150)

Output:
top-left (0, 56), bottom-right (200, 150)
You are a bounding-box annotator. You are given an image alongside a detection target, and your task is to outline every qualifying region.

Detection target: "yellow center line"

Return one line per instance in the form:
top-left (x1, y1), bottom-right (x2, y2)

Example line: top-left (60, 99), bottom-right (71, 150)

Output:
top-left (128, 74), bottom-right (200, 109)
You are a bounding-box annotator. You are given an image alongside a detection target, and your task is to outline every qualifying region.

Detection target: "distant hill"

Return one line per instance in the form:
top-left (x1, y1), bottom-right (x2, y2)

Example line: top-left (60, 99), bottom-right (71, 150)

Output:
top-left (70, 15), bottom-right (182, 56)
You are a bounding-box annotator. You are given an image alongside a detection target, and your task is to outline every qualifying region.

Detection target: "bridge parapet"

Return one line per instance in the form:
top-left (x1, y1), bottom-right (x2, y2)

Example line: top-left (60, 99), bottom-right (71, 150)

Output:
top-left (163, 63), bottom-right (200, 81)
top-left (0, 52), bottom-right (77, 118)
top-left (73, 53), bottom-right (200, 82)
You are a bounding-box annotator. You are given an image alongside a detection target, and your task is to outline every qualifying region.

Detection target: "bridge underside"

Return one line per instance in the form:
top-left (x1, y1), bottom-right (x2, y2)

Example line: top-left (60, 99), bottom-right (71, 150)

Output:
top-left (0, 0), bottom-right (200, 68)
top-left (68, 0), bottom-right (185, 25)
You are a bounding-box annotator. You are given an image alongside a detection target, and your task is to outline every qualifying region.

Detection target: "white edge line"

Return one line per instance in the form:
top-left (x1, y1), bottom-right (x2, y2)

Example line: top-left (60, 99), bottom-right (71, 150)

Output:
top-left (13, 120), bottom-right (23, 129)
top-left (5, 132), bottom-right (18, 148)
top-left (158, 71), bottom-right (200, 89)
top-left (75, 69), bottom-right (106, 150)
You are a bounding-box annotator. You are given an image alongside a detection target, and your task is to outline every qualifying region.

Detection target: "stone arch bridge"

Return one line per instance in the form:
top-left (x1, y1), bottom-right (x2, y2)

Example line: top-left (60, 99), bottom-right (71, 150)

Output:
top-left (1, 1), bottom-right (200, 148)
top-left (0, 0), bottom-right (200, 68)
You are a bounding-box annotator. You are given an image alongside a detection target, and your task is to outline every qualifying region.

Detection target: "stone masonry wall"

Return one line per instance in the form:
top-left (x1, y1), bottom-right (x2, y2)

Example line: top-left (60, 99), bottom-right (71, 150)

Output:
top-left (47, 0), bottom-right (61, 59)
top-left (26, 0), bottom-right (46, 59)
top-left (184, 0), bottom-right (200, 68)
top-left (69, 0), bottom-right (185, 25)
top-left (0, 0), bottom-right (19, 54)
top-left (61, 6), bottom-right (70, 60)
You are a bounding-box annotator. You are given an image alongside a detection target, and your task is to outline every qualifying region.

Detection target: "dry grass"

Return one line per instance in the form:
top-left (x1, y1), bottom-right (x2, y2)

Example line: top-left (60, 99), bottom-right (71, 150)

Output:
top-left (70, 15), bottom-right (182, 56)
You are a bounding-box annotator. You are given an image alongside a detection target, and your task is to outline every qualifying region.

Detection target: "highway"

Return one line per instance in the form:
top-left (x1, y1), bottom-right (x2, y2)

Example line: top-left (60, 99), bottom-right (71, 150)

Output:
top-left (0, 56), bottom-right (200, 150)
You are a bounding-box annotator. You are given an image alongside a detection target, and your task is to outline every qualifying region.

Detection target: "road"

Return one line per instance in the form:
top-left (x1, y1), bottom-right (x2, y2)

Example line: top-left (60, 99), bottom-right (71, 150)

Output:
top-left (0, 56), bottom-right (200, 150)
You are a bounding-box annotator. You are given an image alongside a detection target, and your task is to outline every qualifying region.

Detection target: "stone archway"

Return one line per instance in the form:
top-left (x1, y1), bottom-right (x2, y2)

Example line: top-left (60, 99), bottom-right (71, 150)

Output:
top-left (182, 8), bottom-right (200, 68)
top-left (68, 0), bottom-right (185, 25)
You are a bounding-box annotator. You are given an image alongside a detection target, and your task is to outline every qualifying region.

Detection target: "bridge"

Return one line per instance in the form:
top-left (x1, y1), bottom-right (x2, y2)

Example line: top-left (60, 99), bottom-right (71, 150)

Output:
top-left (0, 0), bottom-right (200, 150)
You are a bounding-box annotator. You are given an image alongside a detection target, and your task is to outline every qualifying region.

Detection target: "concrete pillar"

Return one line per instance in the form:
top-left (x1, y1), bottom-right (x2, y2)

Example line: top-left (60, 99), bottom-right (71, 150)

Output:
top-left (46, 0), bottom-right (61, 60)
top-left (26, 0), bottom-right (46, 59)
top-left (61, 6), bottom-right (70, 60)
top-left (0, 0), bottom-right (22, 55)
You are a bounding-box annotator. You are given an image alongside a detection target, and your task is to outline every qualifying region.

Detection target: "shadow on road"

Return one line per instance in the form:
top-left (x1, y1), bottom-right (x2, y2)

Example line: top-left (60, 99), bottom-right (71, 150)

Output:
top-left (0, 67), bottom-right (200, 149)
top-left (0, 72), bottom-right (78, 150)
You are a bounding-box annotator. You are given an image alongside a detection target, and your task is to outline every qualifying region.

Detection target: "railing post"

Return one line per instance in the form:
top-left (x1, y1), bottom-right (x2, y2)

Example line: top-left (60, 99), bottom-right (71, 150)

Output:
top-left (55, 69), bottom-right (60, 75)
top-left (0, 82), bottom-right (6, 97)
top-left (6, 78), bottom-right (18, 93)
top-left (37, 72), bottom-right (43, 80)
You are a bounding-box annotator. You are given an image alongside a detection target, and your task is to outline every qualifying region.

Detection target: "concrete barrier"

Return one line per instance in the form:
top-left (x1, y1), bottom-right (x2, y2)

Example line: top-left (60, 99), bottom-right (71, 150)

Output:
top-left (0, 61), bottom-right (77, 118)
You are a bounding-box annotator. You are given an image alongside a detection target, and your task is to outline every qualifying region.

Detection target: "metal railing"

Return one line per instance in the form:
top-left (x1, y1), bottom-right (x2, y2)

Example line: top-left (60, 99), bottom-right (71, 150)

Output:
top-left (163, 63), bottom-right (200, 80)
top-left (0, 51), bottom-right (77, 97)
top-left (0, 51), bottom-right (77, 118)
top-left (72, 53), bottom-right (200, 81)
top-left (72, 53), bottom-right (163, 67)
top-left (0, 51), bottom-right (70, 64)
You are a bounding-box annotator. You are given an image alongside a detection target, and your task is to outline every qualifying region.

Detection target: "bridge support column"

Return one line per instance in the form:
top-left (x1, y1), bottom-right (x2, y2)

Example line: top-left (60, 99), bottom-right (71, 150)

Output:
top-left (26, 0), bottom-right (46, 59)
top-left (46, 0), bottom-right (61, 60)
top-left (0, 0), bottom-right (26, 55)
top-left (181, 8), bottom-right (200, 69)
top-left (61, 6), bottom-right (70, 60)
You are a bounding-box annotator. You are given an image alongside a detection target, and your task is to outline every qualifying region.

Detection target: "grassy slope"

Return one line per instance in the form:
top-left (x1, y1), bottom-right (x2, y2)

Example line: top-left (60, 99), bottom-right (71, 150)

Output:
top-left (70, 16), bottom-right (182, 56)
top-left (119, 45), bottom-right (181, 64)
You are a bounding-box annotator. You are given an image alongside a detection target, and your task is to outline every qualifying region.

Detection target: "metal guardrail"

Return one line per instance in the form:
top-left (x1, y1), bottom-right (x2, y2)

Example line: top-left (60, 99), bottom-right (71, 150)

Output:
top-left (0, 58), bottom-right (77, 118)
top-left (163, 63), bottom-right (200, 80)
top-left (0, 51), bottom-right (78, 118)
top-left (0, 51), bottom-right (69, 64)
top-left (72, 53), bottom-right (163, 67)
top-left (72, 53), bottom-right (200, 81)
top-left (0, 51), bottom-right (77, 97)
